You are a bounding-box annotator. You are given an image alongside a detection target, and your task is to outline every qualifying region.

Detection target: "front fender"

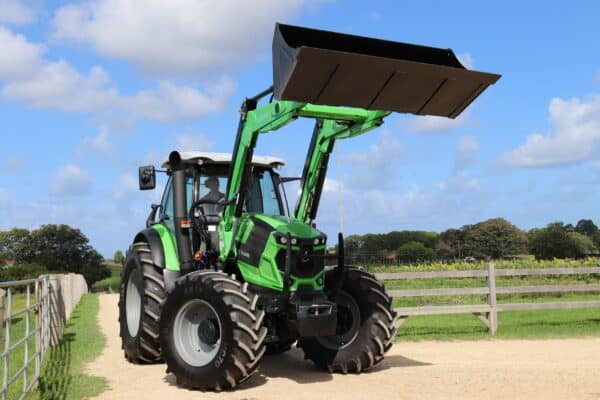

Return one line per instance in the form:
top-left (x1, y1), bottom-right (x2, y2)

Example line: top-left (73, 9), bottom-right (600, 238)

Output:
top-left (134, 224), bottom-right (180, 272)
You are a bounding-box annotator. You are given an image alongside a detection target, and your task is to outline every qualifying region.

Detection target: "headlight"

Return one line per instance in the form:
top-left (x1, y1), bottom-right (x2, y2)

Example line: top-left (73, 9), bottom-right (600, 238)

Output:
top-left (280, 236), bottom-right (287, 244)
top-left (291, 238), bottom-right (297, 245)
top-left (314, 238), bottom-right (320, 245)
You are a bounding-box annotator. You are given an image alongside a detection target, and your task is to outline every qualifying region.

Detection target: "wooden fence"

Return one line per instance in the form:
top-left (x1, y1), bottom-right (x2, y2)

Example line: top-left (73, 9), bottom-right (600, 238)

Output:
top-left (375, 263), bottom-right (600, 335)
top-left (0, 274), bottom-right (87, 400)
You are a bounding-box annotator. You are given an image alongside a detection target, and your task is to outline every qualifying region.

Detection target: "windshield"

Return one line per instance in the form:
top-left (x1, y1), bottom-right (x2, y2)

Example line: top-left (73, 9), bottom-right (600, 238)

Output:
top-left (199, 166), bottom-right (283, 216)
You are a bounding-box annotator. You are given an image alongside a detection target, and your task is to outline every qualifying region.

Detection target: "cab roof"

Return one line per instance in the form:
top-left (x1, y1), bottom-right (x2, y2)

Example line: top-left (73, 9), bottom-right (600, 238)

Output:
top-left (161, 152), bottom-right (285, 169)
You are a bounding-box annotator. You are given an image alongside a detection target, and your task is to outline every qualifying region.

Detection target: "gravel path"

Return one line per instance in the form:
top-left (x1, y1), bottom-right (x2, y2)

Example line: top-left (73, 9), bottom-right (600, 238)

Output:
top-left (86, 294), bottom-right (600, 400)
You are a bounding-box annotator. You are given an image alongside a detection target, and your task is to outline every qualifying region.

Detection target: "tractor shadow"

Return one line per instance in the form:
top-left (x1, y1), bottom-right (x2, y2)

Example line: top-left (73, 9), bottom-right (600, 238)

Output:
top-left (164, 346), bottom-right (431, 392)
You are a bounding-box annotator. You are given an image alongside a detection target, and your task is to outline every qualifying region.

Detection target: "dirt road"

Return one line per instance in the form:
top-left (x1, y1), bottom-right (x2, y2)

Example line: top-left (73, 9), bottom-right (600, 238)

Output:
top-left (87, 294), bottom-right (600, 400)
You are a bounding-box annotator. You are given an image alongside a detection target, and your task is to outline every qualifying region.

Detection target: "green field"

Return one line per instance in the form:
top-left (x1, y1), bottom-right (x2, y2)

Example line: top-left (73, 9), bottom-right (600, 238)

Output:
top-left (366, 258), bottom-right (600, 341)
top-left (91, 262), bottom-right (122, 293)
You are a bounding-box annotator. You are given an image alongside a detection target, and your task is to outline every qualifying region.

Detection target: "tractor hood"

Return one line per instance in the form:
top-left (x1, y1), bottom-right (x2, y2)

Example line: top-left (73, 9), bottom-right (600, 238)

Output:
top-left (252, 214), bottom-right (325, 241)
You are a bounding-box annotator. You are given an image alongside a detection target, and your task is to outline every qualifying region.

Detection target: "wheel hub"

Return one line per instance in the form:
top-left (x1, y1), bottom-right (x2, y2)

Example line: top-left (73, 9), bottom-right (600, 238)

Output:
top-left (173, 299), bottom-right (222, 367)
top-left (198, 318), bottom-right (220, 345)
top-left (125, 269), bottom-right (141, 337)
top-left (316, 291), bottom-right (361, 350)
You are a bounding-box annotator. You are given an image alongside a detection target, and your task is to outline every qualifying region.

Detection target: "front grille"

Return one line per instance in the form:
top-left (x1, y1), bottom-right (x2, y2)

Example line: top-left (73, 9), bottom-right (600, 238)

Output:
top-left (275, 245), bottom-right (324, 278)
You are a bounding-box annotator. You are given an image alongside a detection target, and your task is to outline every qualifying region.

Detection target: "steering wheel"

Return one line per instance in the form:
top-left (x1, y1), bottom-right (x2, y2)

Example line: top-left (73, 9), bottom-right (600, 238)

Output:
top-left (189, 198), bottom-right (225, 217)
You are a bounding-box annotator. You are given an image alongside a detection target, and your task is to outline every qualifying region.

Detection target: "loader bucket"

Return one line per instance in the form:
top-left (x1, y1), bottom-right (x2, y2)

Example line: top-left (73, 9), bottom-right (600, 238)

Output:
top-left (272, 23), bottom-right (500, 118)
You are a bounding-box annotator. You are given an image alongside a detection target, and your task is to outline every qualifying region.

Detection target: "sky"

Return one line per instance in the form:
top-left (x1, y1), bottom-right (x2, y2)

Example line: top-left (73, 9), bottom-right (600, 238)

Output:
top-left (1, 0), bottom-right (600, 257)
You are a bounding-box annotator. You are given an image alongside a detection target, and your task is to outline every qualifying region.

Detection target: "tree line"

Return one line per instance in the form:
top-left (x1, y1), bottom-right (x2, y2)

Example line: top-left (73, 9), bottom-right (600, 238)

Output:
top-left (344, 218), bottom-right (600, 263)
top-left (0, 224), bottom-right (110, 285)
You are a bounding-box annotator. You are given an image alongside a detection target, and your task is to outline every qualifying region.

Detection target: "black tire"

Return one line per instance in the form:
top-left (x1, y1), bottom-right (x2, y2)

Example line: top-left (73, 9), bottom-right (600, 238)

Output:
top-left (160, 271), bottom-right (267, 391)
top-left (298, 267), bottom-right (398, 374)
top-left (119, 241), bottom-right (166, 364)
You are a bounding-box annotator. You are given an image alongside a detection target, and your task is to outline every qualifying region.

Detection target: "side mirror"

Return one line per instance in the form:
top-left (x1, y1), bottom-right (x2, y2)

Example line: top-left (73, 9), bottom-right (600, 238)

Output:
top-left (138, 166), bottom-right (156, 190)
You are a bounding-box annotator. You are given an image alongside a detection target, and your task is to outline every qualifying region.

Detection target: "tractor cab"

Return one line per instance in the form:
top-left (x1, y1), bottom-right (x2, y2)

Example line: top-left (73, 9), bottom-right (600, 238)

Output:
top-left (143, 151), bottom-right (288, 266)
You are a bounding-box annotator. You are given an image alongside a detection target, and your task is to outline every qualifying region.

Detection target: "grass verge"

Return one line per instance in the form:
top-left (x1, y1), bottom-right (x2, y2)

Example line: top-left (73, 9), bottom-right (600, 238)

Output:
top-left (32, 294), bottom-right (108, 399)
top-left (92, 263), bottom-right (121, 293)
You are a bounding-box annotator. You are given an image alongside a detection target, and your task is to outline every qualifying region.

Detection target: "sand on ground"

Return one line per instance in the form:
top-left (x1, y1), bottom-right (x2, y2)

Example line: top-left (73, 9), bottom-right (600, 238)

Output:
top-left (85, 294), bottom-right (600, 400)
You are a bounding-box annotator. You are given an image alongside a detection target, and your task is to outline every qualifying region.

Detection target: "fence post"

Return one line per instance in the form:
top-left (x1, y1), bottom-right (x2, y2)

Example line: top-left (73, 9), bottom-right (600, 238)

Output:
top-left (0, 289), bottom-right (4, 343)
top-left (486, 262), bottom-right (498, 335)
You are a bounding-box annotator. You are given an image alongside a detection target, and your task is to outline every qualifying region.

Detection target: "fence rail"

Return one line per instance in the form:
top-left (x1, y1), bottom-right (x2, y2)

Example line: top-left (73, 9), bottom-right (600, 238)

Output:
top-left (376, 264), bottom-right (600, 335)
top-left (0, 274), bottom-right (87, 400)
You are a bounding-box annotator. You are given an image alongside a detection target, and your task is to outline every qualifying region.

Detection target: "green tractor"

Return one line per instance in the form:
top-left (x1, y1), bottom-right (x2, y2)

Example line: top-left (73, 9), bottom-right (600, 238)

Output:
top-left (118, 23), bottom-right (500, 390)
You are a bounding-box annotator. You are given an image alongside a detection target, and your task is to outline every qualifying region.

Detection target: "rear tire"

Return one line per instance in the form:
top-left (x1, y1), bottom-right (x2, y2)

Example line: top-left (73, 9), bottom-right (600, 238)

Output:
top-left (119, 241), bottom-right (165, 363)
top-left (299, 267), bottom-right (398, 373)
top-left (160, 271), bottom-right (267, 391)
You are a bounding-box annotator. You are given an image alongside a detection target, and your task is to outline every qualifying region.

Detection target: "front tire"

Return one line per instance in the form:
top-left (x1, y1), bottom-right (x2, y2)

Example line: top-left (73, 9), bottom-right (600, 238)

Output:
top-left (160, 271), bottom-right (267, 391)
top-left (299, 267), bottom-right (398, 373)
top-left (119, 241), bottom-right (165, 363)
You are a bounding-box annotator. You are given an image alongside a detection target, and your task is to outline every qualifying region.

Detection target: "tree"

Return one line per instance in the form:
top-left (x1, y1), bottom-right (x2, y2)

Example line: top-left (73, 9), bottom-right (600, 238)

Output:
top-left (15, 224), bottom-right (110, 285)
top-left (0, 228), bottom-right (32, 261)
top-left (436, 228), bottom-right (465, 260)
top-left (575, 219), bottom-right (598, 237)
top-left (113, 250), bottom-right (125, 264)
top-left (396, 241), bottom-right (436, 263)
top-left (462, 218), bottom-right (528, 259)
top-left (567, 232), bottom-right (597, 258)
top-left (0, 263), bottom-right (48, 283)
top-left (529, 222), bottom-right (597, 260)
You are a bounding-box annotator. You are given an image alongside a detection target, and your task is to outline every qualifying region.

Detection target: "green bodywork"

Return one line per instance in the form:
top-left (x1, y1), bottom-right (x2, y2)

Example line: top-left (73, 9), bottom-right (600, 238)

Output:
top-left (217, 100), bottom-right (391, 291)
top-left (151, 223), bottom-right (180, 272)
top-left (152, 100), bottom-right (392, 290)
top-left (235, 214), bottom-right (326, 291)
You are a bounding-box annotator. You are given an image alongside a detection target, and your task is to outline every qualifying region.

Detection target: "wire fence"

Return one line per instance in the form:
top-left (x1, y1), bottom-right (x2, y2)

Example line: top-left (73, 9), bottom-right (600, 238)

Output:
top-left (0, 274), bottom-right (87, 400)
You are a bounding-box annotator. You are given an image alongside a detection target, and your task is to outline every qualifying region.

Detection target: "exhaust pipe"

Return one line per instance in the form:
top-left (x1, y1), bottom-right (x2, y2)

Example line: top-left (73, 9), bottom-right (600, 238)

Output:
top-left (272, 23), bottom-right (500, 118)
top-left (169, 151), bottom-right (194, 275)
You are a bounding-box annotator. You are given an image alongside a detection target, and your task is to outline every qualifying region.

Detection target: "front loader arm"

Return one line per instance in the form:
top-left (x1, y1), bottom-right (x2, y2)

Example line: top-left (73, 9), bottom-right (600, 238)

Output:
top-left (294, 110), bottom-right (390, 224)
top-left (221, 96), bottom-right (306, 260)
top-left (220, 94), bottom-right (389, 260)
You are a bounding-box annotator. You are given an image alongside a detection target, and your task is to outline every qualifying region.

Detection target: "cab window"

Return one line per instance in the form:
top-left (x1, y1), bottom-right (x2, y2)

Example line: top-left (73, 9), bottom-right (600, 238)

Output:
top-left (161, 171), bottom-right (195, 231)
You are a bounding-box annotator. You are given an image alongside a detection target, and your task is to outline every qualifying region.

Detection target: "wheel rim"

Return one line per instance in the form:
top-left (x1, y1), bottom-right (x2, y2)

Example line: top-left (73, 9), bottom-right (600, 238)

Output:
top-left (126, 270), bottom-right (141, 337)
top-left (173, 299), bottom-right (222, 367)
top-left (317, 291), bottom-right (361, 350)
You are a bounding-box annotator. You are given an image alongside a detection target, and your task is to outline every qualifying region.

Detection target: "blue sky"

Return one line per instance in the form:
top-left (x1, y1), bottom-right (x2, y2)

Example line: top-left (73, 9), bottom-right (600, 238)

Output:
top-left (1, 0), bottom-right (600, 257)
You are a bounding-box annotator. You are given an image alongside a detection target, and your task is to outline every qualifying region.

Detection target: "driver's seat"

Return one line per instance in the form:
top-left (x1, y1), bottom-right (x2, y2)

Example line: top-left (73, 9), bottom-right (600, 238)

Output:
top-left (196, 203), bottom-right (222, 251)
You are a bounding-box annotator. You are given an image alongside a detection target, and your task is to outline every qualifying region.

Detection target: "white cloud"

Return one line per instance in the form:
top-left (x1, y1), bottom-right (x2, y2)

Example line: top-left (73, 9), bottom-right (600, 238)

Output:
top-left (400, 112), bottom-right (470, 134)
top-left (317, 170), bottom-right (486, 235)
top-left (342, 130), bottom-right (404, 189)
top-left (0, 27), bottom-right (45, 80)
top-left (0, 27), bottom-right (236, 123)
top-left (0, 0), bottom-right (34, 25)
top-left (48, 164), bottom-right (92, 196)
top-left (129, 77), bottom-right (235, 122)
top-left (2, 155), bottom-right (24, 173)
top-left (499, 95), bottom-right (600, 167)
top-left (455, 135), bottom-right (479, 172)
top-left (323, 177), bottom-right (343, 194)
top-left (173, 133), bottom-right (215, 152)
top-left (52, 0), bottom-right (312, 75)
top-left (457, 52), bottom-right (474, 70)
top-left (77, 129), bottom-right (112, 157)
